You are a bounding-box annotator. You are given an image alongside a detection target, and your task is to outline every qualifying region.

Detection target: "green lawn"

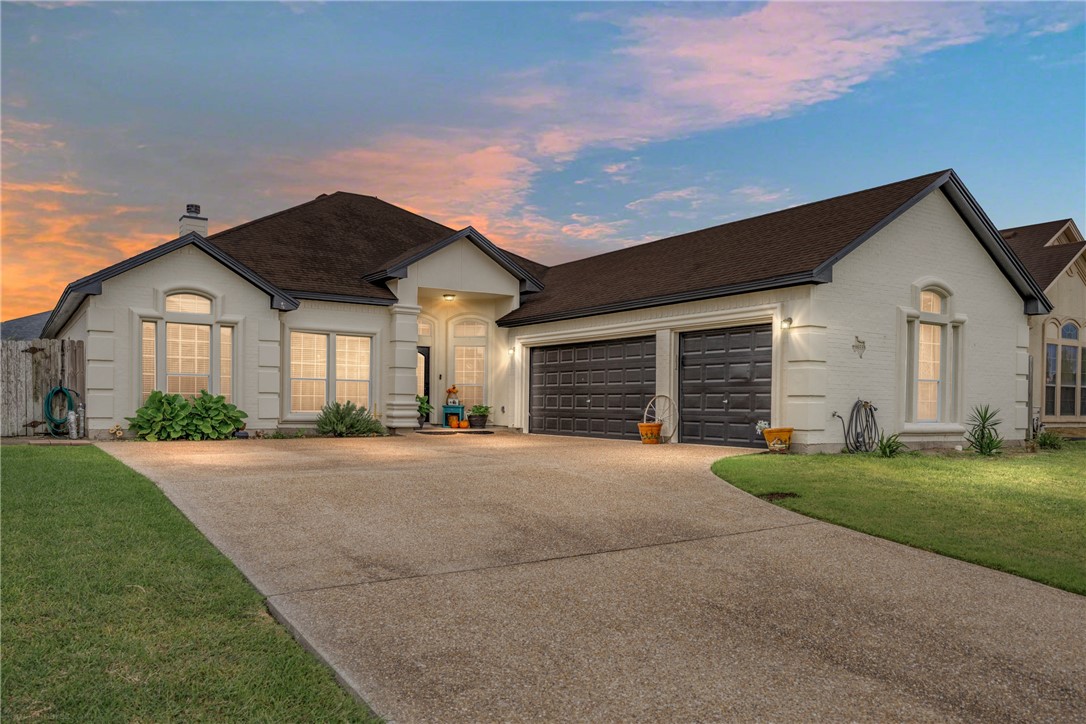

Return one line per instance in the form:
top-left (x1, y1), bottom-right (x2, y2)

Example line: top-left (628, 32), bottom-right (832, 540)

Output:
top-left (1, 445), bottom-right (380, 722)
top-left (712, 443), bottom-right (1086, 595)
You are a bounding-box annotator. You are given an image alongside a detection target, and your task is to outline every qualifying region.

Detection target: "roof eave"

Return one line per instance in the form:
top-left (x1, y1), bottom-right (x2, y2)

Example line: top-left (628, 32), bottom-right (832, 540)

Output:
top-left (498, 272), bottom-right (822, 328)
top-left (42, 233), bottom-right (300, 337)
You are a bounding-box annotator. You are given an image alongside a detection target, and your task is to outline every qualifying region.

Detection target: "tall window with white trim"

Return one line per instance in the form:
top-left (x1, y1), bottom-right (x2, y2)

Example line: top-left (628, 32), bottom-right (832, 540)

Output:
top-left (907, 288), bottom-right (958, 423)
top-left (1045, 320), bottom-right (1084, 418)
top-left (452, 319), bottom-right (487, 409)
top-left (290, 332), bottom-right (328, 413)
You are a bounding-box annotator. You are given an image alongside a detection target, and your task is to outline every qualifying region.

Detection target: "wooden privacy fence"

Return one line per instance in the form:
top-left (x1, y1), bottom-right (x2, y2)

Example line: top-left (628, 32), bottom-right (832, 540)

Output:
top-left (1, 339), bottom-right (85, 437)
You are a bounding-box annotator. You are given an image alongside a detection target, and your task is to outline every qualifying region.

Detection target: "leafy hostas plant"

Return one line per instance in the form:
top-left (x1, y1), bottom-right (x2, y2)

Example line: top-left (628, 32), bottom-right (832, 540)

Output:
top-left (315, 401), bottom-right (387, 437)
top-left (126, 391), bottom-right (192, 442)
top-left (186, 391), bottom-right (248, 440)
top-left (127, 390), bottom-right (247, 441)
top-left (965, 404), bottom-right (1004, 456)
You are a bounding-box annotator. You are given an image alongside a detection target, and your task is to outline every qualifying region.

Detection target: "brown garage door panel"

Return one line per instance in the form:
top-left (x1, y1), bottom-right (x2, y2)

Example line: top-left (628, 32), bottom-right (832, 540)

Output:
top-left (680, 325), bottom-right (772, 446)
top-left (530, 336), bottom-right (656, 441)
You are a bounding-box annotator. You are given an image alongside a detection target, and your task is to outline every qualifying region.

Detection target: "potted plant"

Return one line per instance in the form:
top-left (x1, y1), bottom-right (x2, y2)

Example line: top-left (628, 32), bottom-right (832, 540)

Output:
top-left (416, 394), bottom-right (433, 428)
top-left (467, 404), bottom-right (491, 428)
top-left (756, 419), bottom-right (793, 453)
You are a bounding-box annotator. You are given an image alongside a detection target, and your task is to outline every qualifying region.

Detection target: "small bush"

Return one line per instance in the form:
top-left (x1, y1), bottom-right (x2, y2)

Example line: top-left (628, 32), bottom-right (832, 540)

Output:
top-left (876, 432), bottom-right (908, 458)
top-left (468, 404), bottom-right (491, 416)
top-left (186, 390), bottom-right (248, 440)
top-left (965, 404), bottom-right (1003, 456)
top-left (126, 391), bottom-right (190, 441)
top-left (315, 401), bottom-right (387, 437)
top-left (1036, 430), bottom-right (1064, 450)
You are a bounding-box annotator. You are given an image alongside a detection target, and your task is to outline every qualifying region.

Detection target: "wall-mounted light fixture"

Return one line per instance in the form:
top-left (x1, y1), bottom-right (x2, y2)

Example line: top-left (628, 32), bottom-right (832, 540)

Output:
top-left (442, 293), bottom-right (456, 301)
top-left (780, 317), bottom-right (793, 329)
top-left (508, 347), bottom-right (515, 356)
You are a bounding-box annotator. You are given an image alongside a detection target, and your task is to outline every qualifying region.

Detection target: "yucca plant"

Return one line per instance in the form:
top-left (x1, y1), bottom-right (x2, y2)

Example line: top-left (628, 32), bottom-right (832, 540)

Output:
top-left (315, 401), bottom-right (387, 437)
top-left (876, 432), bottom-right (908, 458)
top-left (965, 404), bottom-right (1003, 456)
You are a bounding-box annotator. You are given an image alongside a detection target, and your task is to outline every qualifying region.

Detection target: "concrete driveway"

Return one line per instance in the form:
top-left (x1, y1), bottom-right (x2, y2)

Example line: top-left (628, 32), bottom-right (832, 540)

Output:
top-left (103, 433), bottom-right (1085, 722)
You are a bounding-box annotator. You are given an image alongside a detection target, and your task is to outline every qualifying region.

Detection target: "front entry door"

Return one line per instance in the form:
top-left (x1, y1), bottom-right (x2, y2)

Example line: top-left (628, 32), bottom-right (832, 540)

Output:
top-left (417, 346), bottom-right (431, 415)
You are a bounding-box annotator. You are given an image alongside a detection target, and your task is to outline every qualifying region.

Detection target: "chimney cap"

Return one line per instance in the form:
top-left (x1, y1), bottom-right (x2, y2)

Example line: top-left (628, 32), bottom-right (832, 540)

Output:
top-left (185, 203), bottom-right (202, 216)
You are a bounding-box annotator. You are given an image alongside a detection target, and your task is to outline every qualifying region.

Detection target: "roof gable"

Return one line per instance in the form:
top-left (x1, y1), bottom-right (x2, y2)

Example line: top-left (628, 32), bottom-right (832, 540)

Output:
top-left (1002, 219), bottom-right (1086, 291)
top-left (41, 233), bottom-right (298, 338)
top-left (363, 226), bottom-right (544, 293)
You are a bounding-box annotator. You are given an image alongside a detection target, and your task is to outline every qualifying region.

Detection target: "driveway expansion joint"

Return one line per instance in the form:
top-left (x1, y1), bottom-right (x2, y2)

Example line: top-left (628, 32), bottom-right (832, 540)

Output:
top-left (265, 519), bottom-right (820, 599)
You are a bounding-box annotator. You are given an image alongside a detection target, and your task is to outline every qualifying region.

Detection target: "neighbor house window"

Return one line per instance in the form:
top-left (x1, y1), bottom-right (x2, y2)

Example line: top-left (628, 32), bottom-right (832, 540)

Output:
top-left (289, 331), bottom-right (373, 414)
top-left (907, 287), bottom-right (959, 423)
top-left (1045, 320), bottom-right (1084, 418)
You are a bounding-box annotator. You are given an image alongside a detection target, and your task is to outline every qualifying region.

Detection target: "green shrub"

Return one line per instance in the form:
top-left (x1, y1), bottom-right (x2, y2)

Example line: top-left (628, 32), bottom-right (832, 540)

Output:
top-left (315, 401), bottom-right (387, 437)
top-left (965, 404), bottom-right (1003, 456)
top-left (468, 404), bottom-right (491, 416)
top-left (1036, 430), bottom-right (1064, 450)
top-left (185, 390), bottom-right (248, 440)
top-left (126, 391), bottom-right (191, 441)
top-left (876, 432), bottom-right (908, 458)
top-left (416, 394), bottom-right (433, 417)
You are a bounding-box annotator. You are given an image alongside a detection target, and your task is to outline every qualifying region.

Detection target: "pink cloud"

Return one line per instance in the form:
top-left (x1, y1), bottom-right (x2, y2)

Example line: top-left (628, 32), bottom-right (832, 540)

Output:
top-left (730, 185), bottom-right (793, 205)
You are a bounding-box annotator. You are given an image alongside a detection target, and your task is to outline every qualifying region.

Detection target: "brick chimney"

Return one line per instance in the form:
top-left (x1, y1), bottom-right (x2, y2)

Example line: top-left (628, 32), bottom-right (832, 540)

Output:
top-left (179, 203), bottom-right (208, 237)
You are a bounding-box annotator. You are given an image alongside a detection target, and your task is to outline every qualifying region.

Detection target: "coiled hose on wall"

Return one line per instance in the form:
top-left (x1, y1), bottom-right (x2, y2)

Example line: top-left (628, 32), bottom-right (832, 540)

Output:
top-left (833, 399), bottom-right (880, 453)
top-left (43, 385), bottom-right (78, 438)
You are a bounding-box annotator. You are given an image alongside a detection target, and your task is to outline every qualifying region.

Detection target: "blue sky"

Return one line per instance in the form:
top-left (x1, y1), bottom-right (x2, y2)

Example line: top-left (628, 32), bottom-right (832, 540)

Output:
top-left (2, 1), bottom-right (1084, 316)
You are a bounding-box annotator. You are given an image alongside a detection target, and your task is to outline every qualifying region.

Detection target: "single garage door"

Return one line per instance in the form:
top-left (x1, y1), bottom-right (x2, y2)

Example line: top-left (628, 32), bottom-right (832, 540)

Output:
top-left (680, 324), bottom-right (772, 446)
top-left (530, 336), bottom-right (656, 440)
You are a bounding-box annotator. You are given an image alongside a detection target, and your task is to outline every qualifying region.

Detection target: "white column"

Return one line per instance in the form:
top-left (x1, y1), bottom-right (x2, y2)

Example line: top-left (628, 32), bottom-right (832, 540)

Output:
top-left (386, 303), bottom-right (421, 431)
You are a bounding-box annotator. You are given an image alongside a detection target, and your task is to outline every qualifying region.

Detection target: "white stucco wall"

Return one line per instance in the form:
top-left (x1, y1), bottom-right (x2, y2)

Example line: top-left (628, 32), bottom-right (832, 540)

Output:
top-left (810, 189), bottom-right (1031, 449)
top-left (69, 245), bottom-right (283, 434)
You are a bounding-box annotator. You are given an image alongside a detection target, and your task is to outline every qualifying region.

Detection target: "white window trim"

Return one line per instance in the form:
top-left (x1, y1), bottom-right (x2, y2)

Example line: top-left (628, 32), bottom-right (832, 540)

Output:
top-left (448, 315), bottom-right (489, 409)
top-left (900, 281), bottom-right (965, 429)
top-left (284, 329), bottom-right (375, 419)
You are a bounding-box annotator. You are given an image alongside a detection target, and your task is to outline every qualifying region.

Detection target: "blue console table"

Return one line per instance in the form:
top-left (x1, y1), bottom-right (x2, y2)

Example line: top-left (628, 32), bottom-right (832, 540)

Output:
top-left (442, 404), bottom-right (465, 427)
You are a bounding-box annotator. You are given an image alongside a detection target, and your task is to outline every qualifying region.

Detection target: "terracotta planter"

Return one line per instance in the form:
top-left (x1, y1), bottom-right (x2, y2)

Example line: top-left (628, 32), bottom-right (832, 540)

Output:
top-left (468, 414), bottom-right (488, 429)
top-left (762, 426), bottom-right (794, 453)
top-left (638, 421), bottom-right (663, 444)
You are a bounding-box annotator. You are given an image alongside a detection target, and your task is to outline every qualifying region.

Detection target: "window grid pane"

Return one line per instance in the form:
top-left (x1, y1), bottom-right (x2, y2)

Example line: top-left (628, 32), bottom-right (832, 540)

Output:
top-left (165, 322), bottom-right (210, 397)
top-left (290, 332), bottom-right (327, 379)
top-left (920, 290), bottom-right (943, 314)
top-left (165, 293), bottom-right (211, 314)
top-left (418, 320), bottom-right (432, 337)
top-left (454, 321), bottom-right (487, 337)
top-left (916, 323), bottom-right (941, 421)
top-left (291, 380), bottom-right (326, 413)
top-left (220, 326), bottom-right (233, 404)
top-left (455, 346), bottom-right (485, 409)
top-left (1060, 346), bottom-right (1078, 416)
top-left (141, 321), bottom-right (156, 402)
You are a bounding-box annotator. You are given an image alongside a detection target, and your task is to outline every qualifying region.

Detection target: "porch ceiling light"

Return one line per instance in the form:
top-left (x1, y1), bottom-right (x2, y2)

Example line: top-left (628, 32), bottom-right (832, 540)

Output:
top-left (781, 317), bottom-right (793, 329)
top-left (443, 293), bottom-right (456, 301)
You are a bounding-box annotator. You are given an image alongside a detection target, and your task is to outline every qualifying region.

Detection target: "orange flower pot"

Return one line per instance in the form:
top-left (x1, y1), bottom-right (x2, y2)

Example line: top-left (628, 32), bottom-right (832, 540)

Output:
top-left (762, 427), bottom-right (794, 453)
top-left (638, 421), bottom-right (663, 444)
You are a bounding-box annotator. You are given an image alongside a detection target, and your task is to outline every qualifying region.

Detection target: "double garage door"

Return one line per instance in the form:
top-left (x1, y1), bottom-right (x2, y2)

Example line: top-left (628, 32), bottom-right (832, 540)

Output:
top-left (529, 324), bottom-right (772, 446)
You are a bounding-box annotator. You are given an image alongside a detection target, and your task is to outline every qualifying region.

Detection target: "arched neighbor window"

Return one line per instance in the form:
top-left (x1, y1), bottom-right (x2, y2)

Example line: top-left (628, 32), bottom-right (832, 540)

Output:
top-left (140, 292), bottom-right (233, 403)
top-left (906, 285), bottom-right (961, 424)
top-left (1044, 320), bottom-right (1084, 418)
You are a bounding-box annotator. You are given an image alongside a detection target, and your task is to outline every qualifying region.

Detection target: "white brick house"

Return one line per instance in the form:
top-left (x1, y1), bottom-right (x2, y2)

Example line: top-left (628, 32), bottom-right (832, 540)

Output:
top-left (39, 169), bottom-right (1054, 451)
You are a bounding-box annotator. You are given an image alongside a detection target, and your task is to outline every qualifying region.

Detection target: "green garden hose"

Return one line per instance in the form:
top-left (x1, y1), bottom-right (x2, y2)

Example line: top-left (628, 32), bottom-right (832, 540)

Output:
top-left (44, 385), bottom-right (77, 438)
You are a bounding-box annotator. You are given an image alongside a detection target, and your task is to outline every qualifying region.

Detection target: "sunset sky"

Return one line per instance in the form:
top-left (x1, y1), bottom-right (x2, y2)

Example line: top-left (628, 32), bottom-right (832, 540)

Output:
top-left (2, 1), bottom-right (1084, 320)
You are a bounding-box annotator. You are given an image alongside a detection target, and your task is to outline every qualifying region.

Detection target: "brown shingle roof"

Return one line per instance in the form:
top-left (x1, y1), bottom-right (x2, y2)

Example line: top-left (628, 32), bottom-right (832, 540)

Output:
top-left (208, 192), bottom-right (457, 300)
top-left (1000, 220), bottom-right (1085, 291)
top-left (499, 170), bottom-right (949, 326)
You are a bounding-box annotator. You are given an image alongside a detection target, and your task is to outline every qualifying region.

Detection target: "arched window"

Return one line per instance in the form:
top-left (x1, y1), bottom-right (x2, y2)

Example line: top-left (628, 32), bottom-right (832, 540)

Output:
top-left (450, 317), bottom-right (488, 409)
top-left (141, 292), bottom-right (233, 403)
top-left (1045, 320), bottom-right (1085, 418)
top-left (906, 284), bottom-right (960, 424)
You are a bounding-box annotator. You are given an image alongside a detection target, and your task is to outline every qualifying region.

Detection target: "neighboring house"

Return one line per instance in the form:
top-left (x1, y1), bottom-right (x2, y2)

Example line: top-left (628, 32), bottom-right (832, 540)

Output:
top-left (1001, 219), bottom-right (1086, 430)
top-left (1, 310), bottom-right (51, 341)
top-left (40, 169), bottom-right (1052, 451)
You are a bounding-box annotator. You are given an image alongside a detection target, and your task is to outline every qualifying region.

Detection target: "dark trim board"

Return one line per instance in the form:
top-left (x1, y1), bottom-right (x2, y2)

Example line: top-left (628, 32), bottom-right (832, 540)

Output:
top-left (529, 336), bottom-right (656, 441)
